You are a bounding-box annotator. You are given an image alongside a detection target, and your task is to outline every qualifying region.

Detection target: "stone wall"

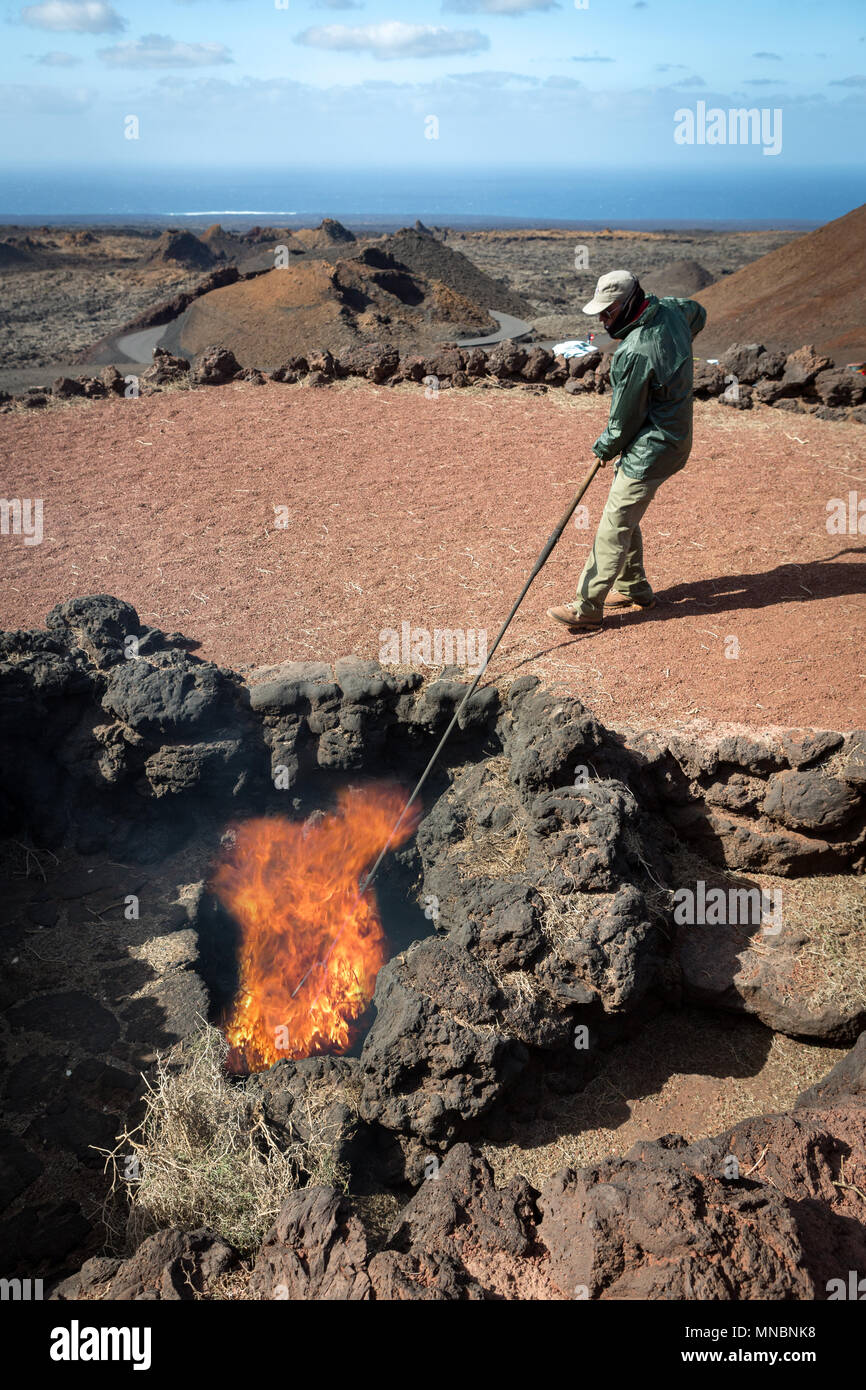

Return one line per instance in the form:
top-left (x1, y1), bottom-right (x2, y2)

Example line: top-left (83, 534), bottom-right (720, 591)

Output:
top-left (1, 595), bottom-right (863, 1283)
top-left (5, 338), bottom-right (866, 426)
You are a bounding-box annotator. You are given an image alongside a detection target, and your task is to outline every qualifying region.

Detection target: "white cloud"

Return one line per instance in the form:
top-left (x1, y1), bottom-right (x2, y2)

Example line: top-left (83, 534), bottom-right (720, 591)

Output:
top-left (445, 69), bottom-right (539, 86)
top-left (170, 0), bottom-right (363, 5)
top-left (0, 81), bottom-right (92, 111)
top-left (19, 1), bottom-right (124, 33)
top-left (293, 22), bottom-right (490, 60)
top-left (99, 34), bottom-right (233, 68)
top-left (443, 0), bottom-right (561, 12)
top-left (34, 49), bottom-right (81, 65)
top-left (46, 70), bottom-right (853, 167)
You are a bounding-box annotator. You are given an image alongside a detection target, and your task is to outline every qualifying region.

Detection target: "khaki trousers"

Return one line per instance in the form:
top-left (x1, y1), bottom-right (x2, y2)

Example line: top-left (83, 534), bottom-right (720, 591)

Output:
top-left (574, 466), bottom-right (662, 619)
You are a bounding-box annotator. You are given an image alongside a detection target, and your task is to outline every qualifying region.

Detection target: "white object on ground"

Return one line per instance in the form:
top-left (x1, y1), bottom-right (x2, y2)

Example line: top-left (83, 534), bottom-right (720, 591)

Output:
top-left (553, 339), bottom-right (596, 359)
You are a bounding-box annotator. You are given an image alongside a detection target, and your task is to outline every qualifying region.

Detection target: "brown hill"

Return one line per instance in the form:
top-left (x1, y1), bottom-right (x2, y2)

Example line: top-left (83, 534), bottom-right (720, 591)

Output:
top-left (695, 203), bottom-right (866, 364)
top-left (144, 230), bottom-right (217, 271)
top-left (171, 249), bottom-right (496, 365)
top-left (643, 259), bottom-right (715, 298)
top-left (200, 223), bottom-right (251, 259)
top-left (0, 239), bottom-right (40, 271)
top-left (291, 218), bottom-right (357, 252)
top-left (200, 223), bottom-right (306, 274)
top-left (378, 226), bottom-right (533, 320)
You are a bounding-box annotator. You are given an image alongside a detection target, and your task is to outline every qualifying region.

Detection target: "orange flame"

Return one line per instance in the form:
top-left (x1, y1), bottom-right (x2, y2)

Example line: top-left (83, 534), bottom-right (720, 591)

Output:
top-left (210, 785), bottom-right (420, 1073)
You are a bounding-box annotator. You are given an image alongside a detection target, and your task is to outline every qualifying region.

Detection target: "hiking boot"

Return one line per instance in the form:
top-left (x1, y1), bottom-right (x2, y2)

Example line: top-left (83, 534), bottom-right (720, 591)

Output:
top-left (604, 590), bottom-right (657, 609)
top-left (546, 604), bottom-right (603, 633)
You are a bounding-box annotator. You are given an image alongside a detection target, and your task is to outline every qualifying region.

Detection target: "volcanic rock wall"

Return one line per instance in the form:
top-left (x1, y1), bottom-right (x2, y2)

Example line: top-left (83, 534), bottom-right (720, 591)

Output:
top-left (1, 596), bottom-right (864, 1285)
top-left (52, 1105), bottom-right (866, 1301)
top-left (5, 337), bottom-right (866, 427)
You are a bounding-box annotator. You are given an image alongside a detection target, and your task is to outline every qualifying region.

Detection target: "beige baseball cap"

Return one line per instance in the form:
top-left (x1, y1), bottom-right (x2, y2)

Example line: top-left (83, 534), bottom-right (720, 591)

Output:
top-left (582, 269), bottom-right (637, 315)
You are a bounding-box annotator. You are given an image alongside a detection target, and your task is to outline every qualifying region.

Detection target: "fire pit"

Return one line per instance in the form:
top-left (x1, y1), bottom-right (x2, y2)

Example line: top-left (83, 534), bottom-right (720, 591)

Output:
top-left (2, 595), bottom-right (864, 1289)
top-left (208, 786), bottom-right (422, 1072)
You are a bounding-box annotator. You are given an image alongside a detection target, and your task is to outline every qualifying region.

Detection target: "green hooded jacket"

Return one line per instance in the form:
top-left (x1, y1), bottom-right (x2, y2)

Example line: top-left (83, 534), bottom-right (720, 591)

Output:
top-left (592, 295), bottom-right (707, 482)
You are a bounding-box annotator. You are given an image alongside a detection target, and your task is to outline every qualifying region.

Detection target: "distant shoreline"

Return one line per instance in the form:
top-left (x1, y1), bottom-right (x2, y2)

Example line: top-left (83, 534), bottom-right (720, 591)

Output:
top-left (0, 213), bottom-right (821, 234)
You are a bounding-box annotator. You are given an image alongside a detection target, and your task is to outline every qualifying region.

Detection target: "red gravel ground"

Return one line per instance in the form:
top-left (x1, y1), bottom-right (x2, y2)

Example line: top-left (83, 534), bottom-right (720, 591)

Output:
top-left (2, 379), bottom-right (864, 730)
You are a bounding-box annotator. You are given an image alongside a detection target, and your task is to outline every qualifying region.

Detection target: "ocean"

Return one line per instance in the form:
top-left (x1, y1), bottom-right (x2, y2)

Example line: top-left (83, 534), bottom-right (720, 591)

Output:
top-left (0, 164), bottom-right (862, 229)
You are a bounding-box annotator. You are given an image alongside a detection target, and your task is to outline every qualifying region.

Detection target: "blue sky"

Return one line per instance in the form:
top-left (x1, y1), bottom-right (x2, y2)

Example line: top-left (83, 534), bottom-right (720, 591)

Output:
top-left (1, 0), bottom-right (864, 169)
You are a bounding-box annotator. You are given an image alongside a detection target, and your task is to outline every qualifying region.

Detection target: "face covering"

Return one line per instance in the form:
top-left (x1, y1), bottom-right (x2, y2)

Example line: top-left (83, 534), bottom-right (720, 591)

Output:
top-left (606, 281), bottom-right (647, 338)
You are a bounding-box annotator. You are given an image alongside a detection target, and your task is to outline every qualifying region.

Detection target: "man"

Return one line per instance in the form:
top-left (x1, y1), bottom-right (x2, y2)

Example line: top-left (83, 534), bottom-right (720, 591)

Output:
top-left (547, 269), bottom-right (707, 633)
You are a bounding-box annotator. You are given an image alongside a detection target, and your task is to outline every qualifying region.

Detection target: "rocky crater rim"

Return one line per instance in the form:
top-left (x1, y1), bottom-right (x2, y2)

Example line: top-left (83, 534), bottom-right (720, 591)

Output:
top-left (1, 593), bottom-right (863, 1289)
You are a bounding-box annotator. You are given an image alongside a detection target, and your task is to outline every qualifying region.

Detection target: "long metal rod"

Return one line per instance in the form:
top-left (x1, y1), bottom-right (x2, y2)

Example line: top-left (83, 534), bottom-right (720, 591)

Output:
top-left (290, 456), bottom-right (605, 1003)
top-left (291, 455), bottom-right (603, 1011)
top-left (357, 454), bottom-right (605, 897)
